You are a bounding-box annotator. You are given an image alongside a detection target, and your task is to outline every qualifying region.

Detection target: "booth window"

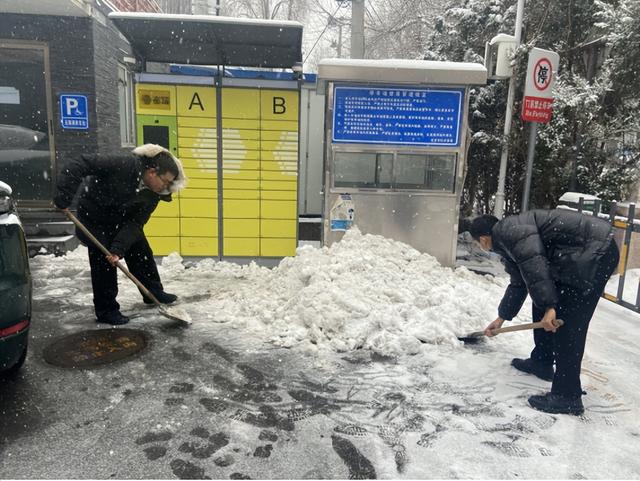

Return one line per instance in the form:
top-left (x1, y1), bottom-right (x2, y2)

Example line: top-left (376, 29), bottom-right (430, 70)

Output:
top-left (396, 153), bottom-right (456, 191)
top-left (334, 152), bottom-right (392, 188)
top-left (333, 151), bottom-right (456, 191)
top-left (118, 63), bottom-right (135, 147)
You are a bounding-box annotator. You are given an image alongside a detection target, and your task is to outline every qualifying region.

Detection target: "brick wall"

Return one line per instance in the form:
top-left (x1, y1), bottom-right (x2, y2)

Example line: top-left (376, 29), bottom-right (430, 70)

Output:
top-left (92, 17), bottom-right (134, 155)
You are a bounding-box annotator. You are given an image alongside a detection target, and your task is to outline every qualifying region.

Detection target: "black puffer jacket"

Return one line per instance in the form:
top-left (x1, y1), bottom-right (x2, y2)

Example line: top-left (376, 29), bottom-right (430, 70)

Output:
top-left (54, 153), bottom-right (171, 256)
top-left (492, 209), bottom-right (615, 320)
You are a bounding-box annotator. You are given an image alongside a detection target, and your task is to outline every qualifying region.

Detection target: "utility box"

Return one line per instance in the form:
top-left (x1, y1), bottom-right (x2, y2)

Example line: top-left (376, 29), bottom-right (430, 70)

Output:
top-left (317, 59), bottom-right (487, 267)
top-left (485, 34), bottom-right (517, 79)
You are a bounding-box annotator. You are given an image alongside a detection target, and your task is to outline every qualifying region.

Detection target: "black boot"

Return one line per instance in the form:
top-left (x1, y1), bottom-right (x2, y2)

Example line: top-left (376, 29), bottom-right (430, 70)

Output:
top-left (528, 392), bottom-right (584, 415)
top-left (96, 310), bottom-right (130, 326)
top-left (511, 358), bottom-right (554, 382)
top-left (143, 289), bottom-right (178, 305)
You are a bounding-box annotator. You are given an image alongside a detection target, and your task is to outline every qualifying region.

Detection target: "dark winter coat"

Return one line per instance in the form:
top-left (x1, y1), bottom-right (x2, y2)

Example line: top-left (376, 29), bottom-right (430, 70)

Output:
top-left (54, 153), bottom-right (171, 257)
top-left (492, 209), bottom-right (615, 320)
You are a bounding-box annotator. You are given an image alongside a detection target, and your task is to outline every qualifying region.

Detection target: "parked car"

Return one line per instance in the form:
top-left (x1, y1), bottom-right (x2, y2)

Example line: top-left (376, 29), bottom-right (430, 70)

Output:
top-left (0, 180), bottom-right (32, 375)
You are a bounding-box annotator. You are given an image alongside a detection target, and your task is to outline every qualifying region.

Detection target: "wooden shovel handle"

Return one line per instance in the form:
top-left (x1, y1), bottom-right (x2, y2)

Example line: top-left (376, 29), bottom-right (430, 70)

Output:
top-left (491, 319), bottom-right (564, 335)
top-left (464, 319), bottom-right (564, 338)
top-left (65, 210), bottom-right (161, 307)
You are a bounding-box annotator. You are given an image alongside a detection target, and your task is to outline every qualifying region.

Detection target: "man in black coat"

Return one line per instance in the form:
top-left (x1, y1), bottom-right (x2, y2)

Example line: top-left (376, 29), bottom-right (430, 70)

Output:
top-left (54, 144), bottom-right (187, 325)
top-left (469, 209), bottom-right (619, 415)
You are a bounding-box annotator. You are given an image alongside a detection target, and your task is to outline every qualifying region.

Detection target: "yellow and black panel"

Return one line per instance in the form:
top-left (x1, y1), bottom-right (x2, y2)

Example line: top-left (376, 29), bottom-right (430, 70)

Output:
top-left (135, 88), bottom-right (181, 256)
top-left (177, 85), bottom-right (216, 118)
top-left (175, 85), bottom-right (219, 256)
top-left (221, 87), bottom-right (261, 257)
top-left (259, 89), bottom-right (299, 257)
top-left (136, 83), bottom-right (176, 116)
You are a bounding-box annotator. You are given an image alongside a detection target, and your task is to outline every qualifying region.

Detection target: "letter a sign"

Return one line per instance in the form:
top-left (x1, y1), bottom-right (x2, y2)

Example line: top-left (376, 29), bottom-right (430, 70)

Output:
top-left (521, 48), bottom-right (559, 124)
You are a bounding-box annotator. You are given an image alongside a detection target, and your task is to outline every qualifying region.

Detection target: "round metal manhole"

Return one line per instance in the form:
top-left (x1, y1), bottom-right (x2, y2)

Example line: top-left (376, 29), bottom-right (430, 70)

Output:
top-left (43, 328), bottom-right (148, 368)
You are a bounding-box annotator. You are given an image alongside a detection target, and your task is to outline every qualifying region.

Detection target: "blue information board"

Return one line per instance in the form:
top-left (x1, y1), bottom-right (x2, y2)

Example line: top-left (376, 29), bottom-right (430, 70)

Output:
top-left (60, 94), bottom-right (89, 130)
top-left (332, 86), bottom-right (464, 146)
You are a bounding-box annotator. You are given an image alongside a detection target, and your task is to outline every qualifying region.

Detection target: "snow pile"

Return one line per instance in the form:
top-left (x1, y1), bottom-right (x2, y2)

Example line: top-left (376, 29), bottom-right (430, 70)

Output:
top-left (162, 228), bottom-right (510, 355)
top-left (31, 228), bottom-right (514, 356)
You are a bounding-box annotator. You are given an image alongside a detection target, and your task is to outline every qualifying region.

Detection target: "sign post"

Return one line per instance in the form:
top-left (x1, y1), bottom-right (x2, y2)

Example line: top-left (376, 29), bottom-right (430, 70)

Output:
top-left (521, 48), bottom-right (559, 211)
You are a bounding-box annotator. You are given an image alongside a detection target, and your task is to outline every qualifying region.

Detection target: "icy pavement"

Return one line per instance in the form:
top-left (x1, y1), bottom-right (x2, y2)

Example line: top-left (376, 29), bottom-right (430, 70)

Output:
top-left (1, 229), bottom-right (639, 479)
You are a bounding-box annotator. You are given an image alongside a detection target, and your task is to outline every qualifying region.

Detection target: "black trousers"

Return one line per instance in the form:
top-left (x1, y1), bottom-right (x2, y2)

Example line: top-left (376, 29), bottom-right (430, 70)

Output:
top-left (530, 240), bottom-right (620, 397)
top-left (77, 224), bottom-right (163, 317)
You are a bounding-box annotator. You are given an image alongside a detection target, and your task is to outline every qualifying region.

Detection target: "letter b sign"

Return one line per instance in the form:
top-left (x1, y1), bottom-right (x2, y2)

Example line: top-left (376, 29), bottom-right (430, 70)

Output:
top-left (273, 97), bottom-right (286, 115)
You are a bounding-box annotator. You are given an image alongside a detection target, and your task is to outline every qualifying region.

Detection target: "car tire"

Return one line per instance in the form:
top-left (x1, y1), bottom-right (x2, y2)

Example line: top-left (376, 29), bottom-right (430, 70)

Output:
top-left (1, 341), bottom-right (27, 378)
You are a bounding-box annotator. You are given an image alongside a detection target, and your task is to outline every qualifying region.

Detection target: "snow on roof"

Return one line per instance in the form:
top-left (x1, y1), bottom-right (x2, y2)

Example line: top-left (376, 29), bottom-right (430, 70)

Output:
top-left (558, 191), bottom-right (601, 202)
top-left (108, 12), bottom-right (303, 29)
top-left (317, 58), bottom-right (487, 86)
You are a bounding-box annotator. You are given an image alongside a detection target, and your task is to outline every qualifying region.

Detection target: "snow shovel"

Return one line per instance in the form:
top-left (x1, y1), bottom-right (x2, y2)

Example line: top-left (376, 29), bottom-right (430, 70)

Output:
top-left (65, 210), bottom-right (191, 326)
top-left (458, 319), bottom-right (564, 344)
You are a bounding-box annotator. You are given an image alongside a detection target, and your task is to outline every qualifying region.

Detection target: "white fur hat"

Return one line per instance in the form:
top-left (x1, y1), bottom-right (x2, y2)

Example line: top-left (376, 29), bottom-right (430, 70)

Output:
top-left (132, 143), bottom-right (188, 193)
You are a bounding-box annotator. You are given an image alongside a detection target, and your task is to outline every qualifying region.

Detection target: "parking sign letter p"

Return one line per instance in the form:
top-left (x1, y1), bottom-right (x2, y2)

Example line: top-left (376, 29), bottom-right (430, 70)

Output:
top-left (65, 98), bottom-right (78, 116)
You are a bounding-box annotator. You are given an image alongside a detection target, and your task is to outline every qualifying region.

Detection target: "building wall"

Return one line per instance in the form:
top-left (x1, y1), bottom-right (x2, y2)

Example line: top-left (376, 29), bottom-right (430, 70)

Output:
top-left (0, 13), bottom-right (98, 178)
top-left (0, 12), bottom-right (134, 191)
top-left (92, 16), bottom-right (134, 154)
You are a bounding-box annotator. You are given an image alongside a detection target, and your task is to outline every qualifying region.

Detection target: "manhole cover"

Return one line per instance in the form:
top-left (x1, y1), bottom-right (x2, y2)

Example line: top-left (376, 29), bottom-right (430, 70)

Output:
top-left (43, 328), bottom-right (148, 368)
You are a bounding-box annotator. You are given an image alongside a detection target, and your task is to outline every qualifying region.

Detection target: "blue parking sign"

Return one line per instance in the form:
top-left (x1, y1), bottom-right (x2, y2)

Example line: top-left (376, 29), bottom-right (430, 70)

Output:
top-left (60, 94), bottom-right (89, 130)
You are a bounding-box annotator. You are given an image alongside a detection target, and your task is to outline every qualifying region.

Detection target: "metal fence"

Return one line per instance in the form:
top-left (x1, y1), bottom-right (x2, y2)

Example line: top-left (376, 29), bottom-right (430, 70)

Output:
top-left (575, 197), bottom-right (639, 313)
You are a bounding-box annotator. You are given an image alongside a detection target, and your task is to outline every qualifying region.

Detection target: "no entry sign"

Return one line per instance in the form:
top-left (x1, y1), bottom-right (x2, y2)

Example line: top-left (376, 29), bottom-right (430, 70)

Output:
top-left (521, 48), bottom-right (560, 123)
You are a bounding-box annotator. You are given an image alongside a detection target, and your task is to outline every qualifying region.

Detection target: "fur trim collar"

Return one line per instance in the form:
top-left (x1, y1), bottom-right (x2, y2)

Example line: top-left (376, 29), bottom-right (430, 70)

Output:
top-left (133, 144), bottom-right (187, 194)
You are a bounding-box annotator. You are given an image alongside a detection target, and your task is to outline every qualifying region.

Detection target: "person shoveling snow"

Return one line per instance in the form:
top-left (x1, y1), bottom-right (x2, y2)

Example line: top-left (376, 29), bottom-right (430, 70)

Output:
top-left (54, 144), bottom-right (188, 326)
top-left (469, 209), bottom-right (619, 415)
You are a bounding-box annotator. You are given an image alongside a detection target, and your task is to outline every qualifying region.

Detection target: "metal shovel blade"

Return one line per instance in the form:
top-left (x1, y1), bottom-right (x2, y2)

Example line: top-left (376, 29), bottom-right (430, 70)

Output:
top-left (159, 305), bottom-right (192, 326)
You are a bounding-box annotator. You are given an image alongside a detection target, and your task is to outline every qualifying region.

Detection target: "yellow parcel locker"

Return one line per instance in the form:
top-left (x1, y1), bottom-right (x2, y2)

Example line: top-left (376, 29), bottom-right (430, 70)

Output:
top-left (222, 88), bottom-right (260, 119)
top-left (261, 219), bottom-right (297, 238)
top-left (136, 84), bottom-right (176, 116)
top-left (261, 238), bottom-right (297, 257)
top-left (224, 199), bottom-right (260, 218)
top-left (145, 217), bottom-right (180, 237)
top-left (262, 151), bottom-right (298, 162)
top-left (181, 198), bottom-right (217, 218)
top-left (177, 85), bottom-right (216, 117)
top-left (153, 199), bottom-right (180, 217)
top-left (224, 238), bottom-right (260, 256)
top-left (261, 90), bottom-right (299, 122)
top-left (181, 218), bottom-right (217, 237)
top-left (224, 218), bottom-right (259, 237)
top-left (261, 200), bottom-right (297, 219)
top-left (181, 237), bottom-right (218, 256)
top-left (147, 237), bottom-right (180, 256)
top-left (261, 190), bottom-right (297, 201)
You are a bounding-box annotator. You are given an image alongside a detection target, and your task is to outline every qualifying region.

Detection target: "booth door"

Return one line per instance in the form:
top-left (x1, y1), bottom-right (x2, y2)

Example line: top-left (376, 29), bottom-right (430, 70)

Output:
top-left (0, 43), bottom-right (53, 202)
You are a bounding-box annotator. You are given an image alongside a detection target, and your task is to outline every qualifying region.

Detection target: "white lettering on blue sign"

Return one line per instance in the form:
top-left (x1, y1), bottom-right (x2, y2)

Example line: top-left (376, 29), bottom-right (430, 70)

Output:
top-left (332, 86), bottom-right (463, 146)
top-left (60, 94), bottom-right (89, 130)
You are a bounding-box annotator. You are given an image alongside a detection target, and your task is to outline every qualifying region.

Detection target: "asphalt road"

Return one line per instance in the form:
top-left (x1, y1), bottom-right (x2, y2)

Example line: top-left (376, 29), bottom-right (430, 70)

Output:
top-left (2, 285), bottom-right (640, 479)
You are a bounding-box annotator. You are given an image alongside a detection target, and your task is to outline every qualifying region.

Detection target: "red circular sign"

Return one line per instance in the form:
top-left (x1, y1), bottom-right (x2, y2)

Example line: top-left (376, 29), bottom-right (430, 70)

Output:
top-left (533, 58), bottom-right (553, 91)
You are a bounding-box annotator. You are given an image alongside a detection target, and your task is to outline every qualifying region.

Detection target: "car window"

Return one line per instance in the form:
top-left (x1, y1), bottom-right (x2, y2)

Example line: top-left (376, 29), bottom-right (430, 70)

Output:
top-left (0, 224), bottom-right (28, 285)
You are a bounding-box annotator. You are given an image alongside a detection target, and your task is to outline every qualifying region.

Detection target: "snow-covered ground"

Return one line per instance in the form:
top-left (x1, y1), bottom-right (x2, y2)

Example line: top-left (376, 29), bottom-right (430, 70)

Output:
top-left (22, 228), bottom-right (640, 479)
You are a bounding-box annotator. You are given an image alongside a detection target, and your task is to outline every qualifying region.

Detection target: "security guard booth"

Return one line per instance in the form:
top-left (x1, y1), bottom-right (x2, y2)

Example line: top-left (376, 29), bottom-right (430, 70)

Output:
top-left (317, 59), bottom-right (487, 267)
top-left (110, 13), bottom-right (302, 260)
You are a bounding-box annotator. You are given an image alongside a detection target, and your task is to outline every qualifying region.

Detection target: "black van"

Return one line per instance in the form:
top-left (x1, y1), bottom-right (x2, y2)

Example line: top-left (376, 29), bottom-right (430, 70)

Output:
top-left (0, 181), bottom-right (32, 375)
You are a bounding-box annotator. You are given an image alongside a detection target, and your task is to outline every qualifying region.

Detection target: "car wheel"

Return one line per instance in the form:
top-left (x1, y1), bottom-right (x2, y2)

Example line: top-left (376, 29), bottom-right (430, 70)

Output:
top-left (1, 341), bottom-right (27, 378)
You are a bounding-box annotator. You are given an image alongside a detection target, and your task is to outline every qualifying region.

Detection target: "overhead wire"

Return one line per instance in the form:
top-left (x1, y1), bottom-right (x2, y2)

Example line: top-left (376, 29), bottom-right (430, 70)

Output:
top-left (304, 0), bottom-right (346, 64)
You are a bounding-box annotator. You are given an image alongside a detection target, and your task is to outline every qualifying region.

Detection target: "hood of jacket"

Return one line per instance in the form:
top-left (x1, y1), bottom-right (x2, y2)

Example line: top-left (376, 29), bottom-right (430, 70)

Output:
top-left (132, 144), bottom-right (188, 194)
